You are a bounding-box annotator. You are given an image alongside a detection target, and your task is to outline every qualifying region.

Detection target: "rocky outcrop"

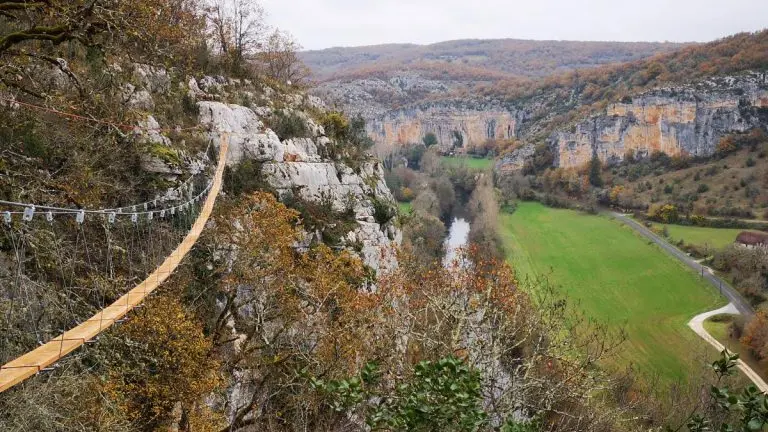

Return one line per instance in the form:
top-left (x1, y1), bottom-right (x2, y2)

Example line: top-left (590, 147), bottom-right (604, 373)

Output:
top-left (122, 68), bottom-right (401, 273)
top-left (495, 144), bottom-right (534, 172)
top-left (197, 101), bottom-right (401, 273)
top-left (498, 72), bottom-right (768, 171)
top-left (552, 73), bottom-right (768, 168)
top-left (311, 71), bottom-right (452, 119)
top-left (369, 100), bottom-right (518, 152)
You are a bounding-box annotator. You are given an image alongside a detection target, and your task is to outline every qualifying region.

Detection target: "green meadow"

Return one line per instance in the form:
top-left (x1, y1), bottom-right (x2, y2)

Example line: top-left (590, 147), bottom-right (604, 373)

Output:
top-left (440, 156), bottom-right (494, 171)
top-left (499, 202), bottom-right (725, 381)
top-left (651, 223), bottom-right (745, 250)
top-left (397, 201), bottom-right (413, 215)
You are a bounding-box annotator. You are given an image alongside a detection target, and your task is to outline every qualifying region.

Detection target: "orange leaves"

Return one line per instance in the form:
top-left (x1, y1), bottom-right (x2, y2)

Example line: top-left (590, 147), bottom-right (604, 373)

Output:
top-left (742, 312), bottom-right (768, 360)
top-left (99, 294), bottom-right (223, 428)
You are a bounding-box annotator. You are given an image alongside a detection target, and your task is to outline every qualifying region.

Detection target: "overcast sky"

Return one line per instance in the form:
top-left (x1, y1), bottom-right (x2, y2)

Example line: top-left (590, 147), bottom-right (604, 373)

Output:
top-left (260, 0), bottom-right (768, 50)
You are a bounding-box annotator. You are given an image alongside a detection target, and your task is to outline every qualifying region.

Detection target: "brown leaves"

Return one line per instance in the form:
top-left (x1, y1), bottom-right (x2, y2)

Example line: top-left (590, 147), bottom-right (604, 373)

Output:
top-left (99, 294), bottom-right (223, 429)
top-left (742, 312), bottom-right (768, 360)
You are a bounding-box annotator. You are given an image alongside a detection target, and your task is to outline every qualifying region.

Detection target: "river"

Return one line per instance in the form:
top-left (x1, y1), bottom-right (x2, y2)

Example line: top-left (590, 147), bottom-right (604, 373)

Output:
top-left (443, 217), bottom-right (470, 268)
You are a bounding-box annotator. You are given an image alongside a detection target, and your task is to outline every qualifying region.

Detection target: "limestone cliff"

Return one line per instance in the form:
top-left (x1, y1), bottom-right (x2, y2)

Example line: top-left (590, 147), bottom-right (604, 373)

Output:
top-left (193, 93), bottom-right (401, 273)
top-left (498, 72), bottom-right (768, 171)
top-left (129, 67), bottom-right (401, 273)
top-left (368, 100), bottom-right (518, 152)
top-left (311, 71), bottom-right (518, 152)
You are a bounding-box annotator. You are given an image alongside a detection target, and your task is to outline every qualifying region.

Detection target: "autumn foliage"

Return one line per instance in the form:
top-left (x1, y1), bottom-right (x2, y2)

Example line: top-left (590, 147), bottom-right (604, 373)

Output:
top-left (95, 294), bottom-right (223, 430)
top-left (741, 312), bottom-right (768, 360)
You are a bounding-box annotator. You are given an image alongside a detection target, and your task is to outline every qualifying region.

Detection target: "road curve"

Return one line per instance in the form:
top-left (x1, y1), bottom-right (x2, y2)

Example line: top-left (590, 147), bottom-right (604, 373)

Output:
top-left (610, 213), bottom-right (767, 389)
top-left (688, 304), bottom-right (768, 392)
top-left (611, 212), bottom-right (754, 317)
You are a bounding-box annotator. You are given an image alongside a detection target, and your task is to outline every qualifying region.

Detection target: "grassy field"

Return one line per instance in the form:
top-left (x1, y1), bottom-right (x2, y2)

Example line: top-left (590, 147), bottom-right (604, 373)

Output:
top-left (499, 202), bottom-right (725, 381)
top-left (397, 201), bottom-right (413, 215)
top-left (650, 223), bottom-right (745, 250)
top-left (440, 156), bottom-right (494, 171)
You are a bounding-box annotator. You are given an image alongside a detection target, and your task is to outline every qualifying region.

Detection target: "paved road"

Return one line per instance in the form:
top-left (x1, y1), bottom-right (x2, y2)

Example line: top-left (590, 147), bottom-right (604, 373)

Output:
top-left (610, 212), bottom-right (754, 317)
top-left (688, 304), bottom-right (768, 392)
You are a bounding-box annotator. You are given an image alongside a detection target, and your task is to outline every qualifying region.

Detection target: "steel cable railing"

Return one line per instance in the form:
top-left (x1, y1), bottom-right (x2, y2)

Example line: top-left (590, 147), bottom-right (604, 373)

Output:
top-left (0, 134), bottom-right (230, 393)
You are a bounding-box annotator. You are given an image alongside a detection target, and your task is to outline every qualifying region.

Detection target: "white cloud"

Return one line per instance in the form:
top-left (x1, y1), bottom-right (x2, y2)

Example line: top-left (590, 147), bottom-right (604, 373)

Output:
top-left (259, 0), bottom-right (768, 50)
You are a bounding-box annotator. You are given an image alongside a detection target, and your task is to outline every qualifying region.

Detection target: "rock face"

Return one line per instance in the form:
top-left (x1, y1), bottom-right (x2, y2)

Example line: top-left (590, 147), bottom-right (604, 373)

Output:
top-left (369, 100), bottom-right (518, 152)
top-left (311, 71), bottom-right (452, 119)
top-left (123, 69), bottom-right (399, 272)
top-left (498, 72), bottom-right (768, 171)
top-left (197, 101), bottom-right (401, 273)
top-left (312, 72), bottom-right (518, 153)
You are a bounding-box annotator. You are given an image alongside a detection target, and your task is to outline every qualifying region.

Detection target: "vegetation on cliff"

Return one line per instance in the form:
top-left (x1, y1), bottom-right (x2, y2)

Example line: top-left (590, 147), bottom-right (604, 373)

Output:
top-left (4, 2), bottom-right (768, 432)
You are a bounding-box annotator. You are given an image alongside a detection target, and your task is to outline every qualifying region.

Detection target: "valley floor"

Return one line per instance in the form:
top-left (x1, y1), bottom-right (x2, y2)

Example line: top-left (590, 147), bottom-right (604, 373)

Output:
top-left (500, 202), bottom-right (725, 382)
top-left (647, 222), bottom-right (747, 250)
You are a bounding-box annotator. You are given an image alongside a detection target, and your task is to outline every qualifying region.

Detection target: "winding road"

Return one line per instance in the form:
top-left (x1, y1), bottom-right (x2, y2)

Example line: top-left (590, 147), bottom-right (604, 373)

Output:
top-left (611, 212), bottom-right (768, 390)
top-left (688, 304), bottom-right (768, 392)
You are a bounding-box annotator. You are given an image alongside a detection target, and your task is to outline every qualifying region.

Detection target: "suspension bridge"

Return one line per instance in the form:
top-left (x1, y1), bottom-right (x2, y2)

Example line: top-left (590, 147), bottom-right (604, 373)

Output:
top-left (0, 131), bottom-right (230, 393)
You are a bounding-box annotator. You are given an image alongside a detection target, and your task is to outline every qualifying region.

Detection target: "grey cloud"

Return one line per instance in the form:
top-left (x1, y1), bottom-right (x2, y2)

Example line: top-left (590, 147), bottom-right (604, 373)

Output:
top-left (261, 0), bottom-right (768, 50)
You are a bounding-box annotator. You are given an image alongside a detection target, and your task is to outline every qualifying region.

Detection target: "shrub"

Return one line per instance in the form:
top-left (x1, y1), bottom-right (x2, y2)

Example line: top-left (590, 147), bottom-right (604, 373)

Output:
top-left (747, 156), bottom-right (757, 167)
top-left (647, 203), bottom-right (679, 223)
top-left (320, 111), bottom-right (349, 142)
top-left (372, 197), bottom-right (396, 225)
top-left (283, 193), bottom-right (356, 246)
top-left (422, 132), bottom-right (438, 147)
top-left (369, 357), bottom-right (486, 431)
top-left (588, 154), bottom-right (603, 187)
top-left (717, 128), bottom-right (768, 155)
top-left (664, 184), bottom-right (673, 194)
top-left (400, 187), bottom-right (415, 202)
top-left (269, 110), bottom-right (310, 140)
top-left (697, 184), bottom-right (710, 194)
top-left (224, 159), bottom-right (269, 195)
top-left (347, 116), bottom-right (375, 150)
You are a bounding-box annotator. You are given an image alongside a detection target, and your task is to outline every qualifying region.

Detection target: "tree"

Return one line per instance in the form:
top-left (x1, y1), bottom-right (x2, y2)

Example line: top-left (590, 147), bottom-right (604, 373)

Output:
top-left (588, 153), bottom-right (603, 187)
top-left (423, 132), bottom-right (438, 147)
top-left (0, 0), bottom-right (206, 97)
top-left (742, 312), bottom-right (768, 359)
top-left (205, 192), bottom-right (374, 430)
top-left (669, 349), bottom-right (768, 432)
top-left (647, 203), bottom-right (679, 223)
top-left (467, 174), bottom-right (503, 260)
top-left (402, 210), bottom-right (446, 266)
top-left (412, 189), bottom-right (441, 218)
top-left (204, 0), bottom-right (266, 73)
top-left (257, 29), bottom-right (309, 84)
top-left (420, 147), bottom-right (441, 177)
top-left (314, 357), bottom-right (487, 431)
top-left (432, 176), bottom-right (456, 219)
top-left (98, 294), bottom-right (223, 430)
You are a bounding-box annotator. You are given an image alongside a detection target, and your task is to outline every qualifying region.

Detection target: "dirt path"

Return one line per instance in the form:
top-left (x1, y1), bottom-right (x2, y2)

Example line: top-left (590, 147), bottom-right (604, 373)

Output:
top-left (688, 304), bottom-right (768, 392)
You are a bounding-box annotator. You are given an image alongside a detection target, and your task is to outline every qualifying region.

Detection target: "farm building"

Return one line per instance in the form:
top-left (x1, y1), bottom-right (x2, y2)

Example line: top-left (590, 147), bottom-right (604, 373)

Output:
top-left (735, 231), bottom-right (768, 248)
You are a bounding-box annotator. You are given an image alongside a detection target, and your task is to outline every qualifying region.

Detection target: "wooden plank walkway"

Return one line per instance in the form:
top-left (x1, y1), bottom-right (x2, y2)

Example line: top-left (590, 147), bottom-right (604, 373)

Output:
top-left (0, 135), bottom-right (229, 393)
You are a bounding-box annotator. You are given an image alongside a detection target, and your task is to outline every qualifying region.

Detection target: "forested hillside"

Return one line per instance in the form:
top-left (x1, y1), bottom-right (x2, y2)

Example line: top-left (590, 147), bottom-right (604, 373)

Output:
top-left (304, 38), bottom-right (685, 120)
top-left (301, 39), bottom-right (686, 81)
